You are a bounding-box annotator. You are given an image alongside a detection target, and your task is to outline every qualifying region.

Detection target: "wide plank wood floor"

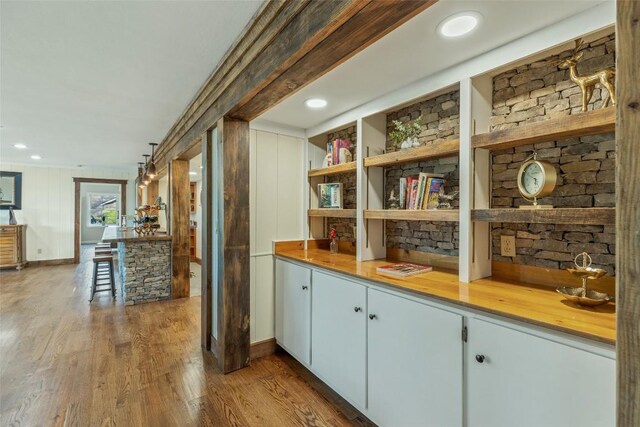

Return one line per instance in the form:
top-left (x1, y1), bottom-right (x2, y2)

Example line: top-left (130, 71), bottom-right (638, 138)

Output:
top-left (0, 247), bottom-right (372, 426)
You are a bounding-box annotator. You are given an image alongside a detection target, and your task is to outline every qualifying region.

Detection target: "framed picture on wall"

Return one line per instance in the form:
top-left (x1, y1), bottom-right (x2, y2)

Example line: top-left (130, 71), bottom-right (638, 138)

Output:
top-left (318, 183), bottom-right (343, 209)
top-left (0, 171), bottom-right (22, 210)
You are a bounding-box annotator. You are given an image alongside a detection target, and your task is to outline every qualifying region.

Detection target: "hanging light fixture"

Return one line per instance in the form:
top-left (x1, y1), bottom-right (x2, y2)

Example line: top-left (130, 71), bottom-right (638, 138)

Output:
top-left (137, 162), bottom-right (146, 188)
top-left (147, 143), bottom-right (158, 178)
top-left (142, 155), bottom-right (151, 185)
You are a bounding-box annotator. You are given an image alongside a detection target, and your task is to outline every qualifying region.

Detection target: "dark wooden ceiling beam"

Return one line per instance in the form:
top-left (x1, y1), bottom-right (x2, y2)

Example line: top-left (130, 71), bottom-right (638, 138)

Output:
top-left (154, 0), bottom-right (437, 170)
top-left (229, 0), bottom-right (438, 121)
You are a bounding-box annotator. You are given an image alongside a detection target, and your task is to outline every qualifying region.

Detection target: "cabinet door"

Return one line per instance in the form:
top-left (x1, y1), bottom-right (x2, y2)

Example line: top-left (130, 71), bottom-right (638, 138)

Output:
top-left (466, 318), bottom-right (615, 427)
top-left (312, 271), bottom-right (367, 410)
top-left (275, 259), bottom-right (311, 365)
top-left (368, 288), bottom-right (463, 427)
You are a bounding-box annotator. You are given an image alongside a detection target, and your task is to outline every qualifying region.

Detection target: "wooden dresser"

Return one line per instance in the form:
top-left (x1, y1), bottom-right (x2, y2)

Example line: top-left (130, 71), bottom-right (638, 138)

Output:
top-left (0, 224), bottom-right (27, 270)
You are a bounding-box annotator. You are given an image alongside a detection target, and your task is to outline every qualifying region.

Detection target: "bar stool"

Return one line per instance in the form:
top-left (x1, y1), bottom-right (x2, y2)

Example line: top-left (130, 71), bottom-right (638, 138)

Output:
top-left (90, 256), bottom-right (116, 302)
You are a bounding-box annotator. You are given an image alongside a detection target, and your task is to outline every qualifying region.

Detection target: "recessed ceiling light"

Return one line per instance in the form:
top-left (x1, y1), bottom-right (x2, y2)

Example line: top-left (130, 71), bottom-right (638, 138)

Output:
top-left (31, 155), bottom-right (42, 160)
top-left (305, 98), bottom-right (327, 109)
top-left (13, 143), bottom-right (27, 149)
top-left (189, 171), bottom-right (197, 175)
top-left (437, 12), bottom-right (481, 38)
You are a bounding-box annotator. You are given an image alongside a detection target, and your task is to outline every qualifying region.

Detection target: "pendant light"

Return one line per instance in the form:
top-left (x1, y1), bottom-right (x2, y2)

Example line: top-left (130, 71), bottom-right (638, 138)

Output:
top-left (142, 155), bottom-right (151, 185)
top-left (137, 162), bottom-right (146, 188)
top-left (147, 143), bottom-right (158, 178)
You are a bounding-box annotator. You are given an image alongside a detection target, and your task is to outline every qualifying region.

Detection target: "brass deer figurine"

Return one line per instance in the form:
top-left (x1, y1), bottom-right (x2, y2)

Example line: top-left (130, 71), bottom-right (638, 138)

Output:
top-left (551, 38), bottom-right (616, 112)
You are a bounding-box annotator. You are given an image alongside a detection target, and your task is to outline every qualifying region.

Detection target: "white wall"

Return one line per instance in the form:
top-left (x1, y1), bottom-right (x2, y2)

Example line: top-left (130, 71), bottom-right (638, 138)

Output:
top-left (80, 182), bottom-right (121, 244)
top-left (194, 180), bottom-right (202, 259)
top-left (249, 128), bottom-right (305, 343)
top-left (0, 162), bottom-right (136, 261)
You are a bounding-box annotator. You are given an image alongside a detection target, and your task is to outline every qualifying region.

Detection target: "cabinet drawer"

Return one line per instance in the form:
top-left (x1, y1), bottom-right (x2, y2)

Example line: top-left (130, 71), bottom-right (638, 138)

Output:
top-left (0, 228), bottom-right (17, 235)
top-left (0, 250), bottom-right (17, 264)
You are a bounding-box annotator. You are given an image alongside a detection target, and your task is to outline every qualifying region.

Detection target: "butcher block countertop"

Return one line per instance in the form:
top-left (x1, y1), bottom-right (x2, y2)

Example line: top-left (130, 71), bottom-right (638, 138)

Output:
top-left (101, 226), bottom-right (172, 243)
top-left (274, 242), bottom-right (616, 345)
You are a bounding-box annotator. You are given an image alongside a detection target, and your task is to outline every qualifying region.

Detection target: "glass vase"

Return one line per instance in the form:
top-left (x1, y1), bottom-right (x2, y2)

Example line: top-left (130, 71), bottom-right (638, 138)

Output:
top-left (330, 239), bottom-right (338, 254)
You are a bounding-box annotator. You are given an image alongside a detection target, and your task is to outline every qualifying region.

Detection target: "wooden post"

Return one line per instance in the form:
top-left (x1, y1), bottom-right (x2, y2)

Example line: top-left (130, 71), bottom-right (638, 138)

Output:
top-left (213, 117), bottom-right (251, 373)
top-left (146, 180), bottom-right (159, 205)
top-left (170, 159), bottom-right (190, 299)
top-left (201, 130), bottom-right (213, 350)
top-left (616, 1), bottom-right (640, 424)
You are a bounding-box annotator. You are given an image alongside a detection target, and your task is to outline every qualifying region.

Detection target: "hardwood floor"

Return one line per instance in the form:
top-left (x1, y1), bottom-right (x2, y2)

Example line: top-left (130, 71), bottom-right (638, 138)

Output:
top-left (0, 248), bottom-right (372, 426)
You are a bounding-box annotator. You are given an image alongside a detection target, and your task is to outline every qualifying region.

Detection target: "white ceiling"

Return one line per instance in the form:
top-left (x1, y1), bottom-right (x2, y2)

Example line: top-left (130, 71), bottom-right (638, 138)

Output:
top-left (0, 0), bottom-right (261, 169)
top-left (258, 0), bottom-right (608, 131)
top-left (1, 0), bottom-right (610, 170)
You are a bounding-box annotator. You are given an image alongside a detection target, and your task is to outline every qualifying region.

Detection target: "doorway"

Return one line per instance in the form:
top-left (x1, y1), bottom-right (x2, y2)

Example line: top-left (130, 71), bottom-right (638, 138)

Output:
top-left (189, 153), bottom-right (203, 297)
top-left (73, 178), bottom-right (127, 263)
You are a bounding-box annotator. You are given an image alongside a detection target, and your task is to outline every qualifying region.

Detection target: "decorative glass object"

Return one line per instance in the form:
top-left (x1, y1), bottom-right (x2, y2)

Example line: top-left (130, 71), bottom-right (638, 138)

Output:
top-left (329, 227), bottom-right (338, 254)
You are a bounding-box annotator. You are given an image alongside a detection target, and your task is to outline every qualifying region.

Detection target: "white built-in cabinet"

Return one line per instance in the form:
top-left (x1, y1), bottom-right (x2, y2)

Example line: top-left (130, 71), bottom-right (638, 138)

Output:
top-left (250, 130), bottom-right (304, 343)
top-left (466, 317), bottom-right (615, 427)
top-left (275, 258), bottom-right (615, 427)
top-left (275, 259), bottom-right (311, 365)
top-left (367, 288), bottom-right (463, 427)
top-left (312, 271), bottom-right (367, 410)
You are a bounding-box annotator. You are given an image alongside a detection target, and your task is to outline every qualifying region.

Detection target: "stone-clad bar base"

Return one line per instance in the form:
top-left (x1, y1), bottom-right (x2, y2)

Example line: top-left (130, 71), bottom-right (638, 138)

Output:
top-left (117, 240), bottom-right (172, 305)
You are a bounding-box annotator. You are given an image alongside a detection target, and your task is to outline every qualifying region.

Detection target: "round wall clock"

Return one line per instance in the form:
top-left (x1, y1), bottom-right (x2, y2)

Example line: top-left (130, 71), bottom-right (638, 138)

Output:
top-left (517, 152), bottom-right (557, 209)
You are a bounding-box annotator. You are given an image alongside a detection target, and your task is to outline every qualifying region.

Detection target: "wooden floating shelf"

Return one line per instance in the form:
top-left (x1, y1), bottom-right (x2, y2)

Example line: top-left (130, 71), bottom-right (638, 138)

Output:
top-left (472, 107), bottom-right (615, 151)
top-left (308, 209), bottom-right (357, 219)
top-left (364, 209), bottom-right (459, 222)
top-left (471, 208), bottom-right (615, 225)
top-left (308, 161), bottom-right (357, 177)
top-left (364, 138), bottom-right (459, 168)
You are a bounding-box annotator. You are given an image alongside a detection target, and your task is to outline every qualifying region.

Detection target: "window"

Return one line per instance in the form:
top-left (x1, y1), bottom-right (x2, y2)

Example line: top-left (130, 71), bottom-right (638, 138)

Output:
top-left (88, 193), bottom-right (119, 226)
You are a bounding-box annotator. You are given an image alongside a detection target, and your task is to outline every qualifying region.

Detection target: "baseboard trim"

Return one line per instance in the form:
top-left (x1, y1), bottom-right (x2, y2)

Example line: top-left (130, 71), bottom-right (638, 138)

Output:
top-left (27, 258), bottom-right (75, 267)
top-left (250, 338), bottom-right (276, 360)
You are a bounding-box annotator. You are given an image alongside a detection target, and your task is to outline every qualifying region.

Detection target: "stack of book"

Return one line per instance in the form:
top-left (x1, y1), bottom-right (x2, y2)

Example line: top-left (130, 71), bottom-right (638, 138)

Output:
top-left (398, 173), bottom-right (444, 210)
top-left (327, 138), bottom-right (351, 166)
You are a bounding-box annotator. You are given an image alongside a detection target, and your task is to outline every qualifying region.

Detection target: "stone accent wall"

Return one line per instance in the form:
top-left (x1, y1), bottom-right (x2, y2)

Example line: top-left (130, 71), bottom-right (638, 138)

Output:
top-left (491, 133), bottom-right (616, 275)
top-left (490, 32), bottom-right (616, 275)
top-left (491, 33), bottom-right (615, 129)
top-left (385, 91), bottom-right (460, 151)
top-left (384, 90), bottom-right (460, 255)
top-left (118, 240), bottom-right (172, 305)
top-left (326, 126), bottom-right (357, 242)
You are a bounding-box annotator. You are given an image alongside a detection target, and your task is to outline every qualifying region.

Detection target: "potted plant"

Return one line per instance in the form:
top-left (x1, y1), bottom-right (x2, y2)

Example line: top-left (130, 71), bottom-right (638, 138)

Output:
top-left (389, 116), bottom-right (423, 150)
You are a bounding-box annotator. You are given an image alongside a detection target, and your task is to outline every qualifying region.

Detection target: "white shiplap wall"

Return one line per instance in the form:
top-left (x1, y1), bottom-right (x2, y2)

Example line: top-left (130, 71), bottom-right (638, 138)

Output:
top-left (250, 129), bottom-right (305, 343)
top-left (0, 162), bottom-right (136, 261)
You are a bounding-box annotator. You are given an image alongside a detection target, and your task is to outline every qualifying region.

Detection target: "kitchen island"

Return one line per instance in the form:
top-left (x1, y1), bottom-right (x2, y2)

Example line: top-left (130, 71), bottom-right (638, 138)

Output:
top-left (102, 227), bottom-right (172, 305)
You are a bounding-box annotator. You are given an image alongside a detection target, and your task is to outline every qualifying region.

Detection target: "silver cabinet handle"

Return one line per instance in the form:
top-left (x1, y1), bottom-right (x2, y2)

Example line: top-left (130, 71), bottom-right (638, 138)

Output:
top-left (369, 314), bottom-right (377, 320)
top-left (301, 285), bottom-right (309, 290)
top-left (354, 307), bottom-right (362, 312)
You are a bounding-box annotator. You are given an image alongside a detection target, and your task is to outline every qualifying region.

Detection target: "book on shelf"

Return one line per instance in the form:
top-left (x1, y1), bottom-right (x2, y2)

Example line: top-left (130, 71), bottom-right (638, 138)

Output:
top-left (376, 262), bottom-right (433, 277)
top-left (318, 183), bottom-right (343, 209)
top-left (408, 179), bottom-right (419, 210)
top-left (326, 138), bottom-right (352, 166)
top-left (398, 173), bottom-right (444, 209)
top-left (425, 177), bottom-right (445, 209)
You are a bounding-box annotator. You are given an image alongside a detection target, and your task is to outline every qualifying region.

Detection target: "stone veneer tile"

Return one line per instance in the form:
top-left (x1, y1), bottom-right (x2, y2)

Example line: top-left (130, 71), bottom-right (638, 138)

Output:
top-left (117, 240), bottom-right (172, 305)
